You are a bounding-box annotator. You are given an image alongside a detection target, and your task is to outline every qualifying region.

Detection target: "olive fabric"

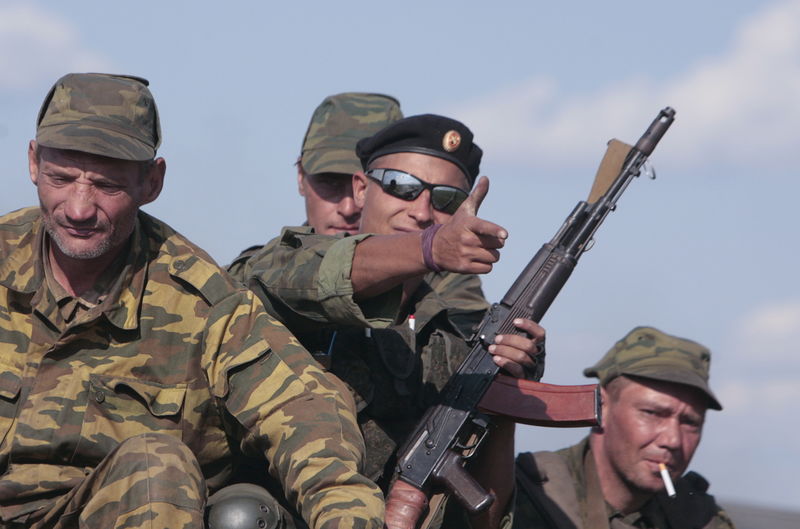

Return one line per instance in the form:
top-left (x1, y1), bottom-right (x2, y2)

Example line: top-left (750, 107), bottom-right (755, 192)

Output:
top-left (231, 227), bottom-right (493, 528)
top-left (513, 438), bottom-right (735, 529)
top-left (583, 326), bottom-right (722, 410)
top-left (0, 208), bottom-right (383, 529)
top-left (301, 93), bottom-right (402, 176)
top-left (36, 73), bottom-right (161, 161)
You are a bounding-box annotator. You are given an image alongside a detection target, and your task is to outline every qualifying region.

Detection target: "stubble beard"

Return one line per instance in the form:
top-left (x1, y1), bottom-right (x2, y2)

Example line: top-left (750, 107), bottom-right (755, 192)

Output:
top-left (43, 216), bottom-right (117, 260)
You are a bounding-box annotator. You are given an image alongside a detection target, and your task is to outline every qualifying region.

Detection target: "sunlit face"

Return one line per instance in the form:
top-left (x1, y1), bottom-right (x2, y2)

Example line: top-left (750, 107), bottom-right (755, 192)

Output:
top-left (29, 143), bottom-right (163, 262)
top-left (594, 376), bottom-right (707, 498)
top-left (354, 152), bottom-right (469, 236)
top-left (298, 167), bottom-right (361, 235)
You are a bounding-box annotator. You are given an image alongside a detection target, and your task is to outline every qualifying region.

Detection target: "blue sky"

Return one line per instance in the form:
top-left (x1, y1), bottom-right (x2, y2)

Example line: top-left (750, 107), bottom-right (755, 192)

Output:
top-left (1, 0), bottom-right (797, 510)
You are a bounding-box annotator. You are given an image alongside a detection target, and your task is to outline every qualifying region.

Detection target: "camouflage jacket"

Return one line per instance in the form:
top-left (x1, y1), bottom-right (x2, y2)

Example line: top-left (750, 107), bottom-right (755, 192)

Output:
top-left (513, 437), bottom-right (735, 529)
top-left (0, 208), bottom-right (383, 529)
top-left (229, 227), bottom-right (489, 490)
top-left (227, 226), bottom-right (489, 339)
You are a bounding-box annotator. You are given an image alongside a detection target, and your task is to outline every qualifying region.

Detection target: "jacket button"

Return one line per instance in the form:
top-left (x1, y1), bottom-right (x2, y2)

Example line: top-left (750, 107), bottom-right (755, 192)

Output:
top-left (94, 390), bottom-right (105, 403)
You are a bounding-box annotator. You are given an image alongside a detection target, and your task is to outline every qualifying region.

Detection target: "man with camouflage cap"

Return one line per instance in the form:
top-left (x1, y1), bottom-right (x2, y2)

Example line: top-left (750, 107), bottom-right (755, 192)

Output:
top-left (240, 114), bottom-right (546, 529)
top-left (230, 92), bottom-right (402, 281)
top-left (0, 73), bottom-right (383, 529)
top-left (513, 326), bottom-right (735, 529)
top-left (297, 92), bottom-right (403, 236)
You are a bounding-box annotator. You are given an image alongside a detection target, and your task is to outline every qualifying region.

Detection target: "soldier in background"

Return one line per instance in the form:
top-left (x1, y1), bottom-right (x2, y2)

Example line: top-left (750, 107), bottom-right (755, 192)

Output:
top-left (513, 327), bottom-right (735, 529)
top-left (0, 73), bottom-right (383, 529)
top-left (229, 92), bottom-right (402, 278)
top-left (297, 92), bottom-right (403, 236)
top-left (241, 114), bottom-right (546, 529)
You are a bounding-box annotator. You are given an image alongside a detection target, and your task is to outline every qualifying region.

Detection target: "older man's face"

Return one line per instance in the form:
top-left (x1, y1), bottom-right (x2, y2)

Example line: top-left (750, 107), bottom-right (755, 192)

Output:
top-left (354, 152), bottom-right (469, 236)
top-left (29, 144), bottom-right (162, 262)
top-left (594, 377), bottom-right (707, 498)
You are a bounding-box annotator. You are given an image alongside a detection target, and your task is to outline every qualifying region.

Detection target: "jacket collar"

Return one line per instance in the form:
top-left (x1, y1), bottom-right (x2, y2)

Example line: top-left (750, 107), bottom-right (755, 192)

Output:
top-left (0, 211), bottom-right (148, 331)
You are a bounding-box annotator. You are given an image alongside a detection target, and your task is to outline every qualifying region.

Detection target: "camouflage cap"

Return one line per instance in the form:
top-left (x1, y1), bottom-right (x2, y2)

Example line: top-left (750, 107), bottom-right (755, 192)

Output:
top-left (583, 326), bottom-right (722, 410)
top-left (300, 92), bottom-right (402, 176)
top-left (36, 73), bottom-right (161, 161)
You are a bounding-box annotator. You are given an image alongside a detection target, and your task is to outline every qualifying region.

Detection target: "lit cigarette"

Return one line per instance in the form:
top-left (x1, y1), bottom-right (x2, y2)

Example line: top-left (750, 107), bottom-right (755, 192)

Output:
top-left (408, 314), bottom-right (416, 331)
top-left (658, 463), bottom-right (676, 498)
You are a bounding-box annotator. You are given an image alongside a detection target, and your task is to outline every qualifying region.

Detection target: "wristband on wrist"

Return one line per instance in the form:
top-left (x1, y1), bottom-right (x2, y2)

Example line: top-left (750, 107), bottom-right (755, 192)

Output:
top-left (421, 224), bottom-right (444, 272)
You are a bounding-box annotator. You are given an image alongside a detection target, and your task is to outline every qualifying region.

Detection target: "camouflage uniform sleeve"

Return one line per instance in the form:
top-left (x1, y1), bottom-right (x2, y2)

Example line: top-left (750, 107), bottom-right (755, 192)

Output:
top-left (246, 227), bottom-right (401, 332)
top-left (203, 289), bottom-right (384, 529)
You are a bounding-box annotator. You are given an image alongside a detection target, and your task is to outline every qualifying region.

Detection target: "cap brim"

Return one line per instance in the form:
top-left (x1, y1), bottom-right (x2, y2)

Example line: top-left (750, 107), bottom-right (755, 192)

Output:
top-left (624, 367), bottom-right (723, 411)
top-left (37, 123), bottom-right (155, 161)
top-left (301, 149), bottom-right (362, 176)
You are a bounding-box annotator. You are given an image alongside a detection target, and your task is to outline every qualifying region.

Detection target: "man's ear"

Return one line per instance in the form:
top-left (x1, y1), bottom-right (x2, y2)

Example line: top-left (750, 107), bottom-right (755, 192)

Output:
top-left (140, 157), bottom-right (166, 206)
top-left (597, 385), bottom-right (610, 428)
top-left (353, 171), bottom-right (368, 208)
top-left (28, 140), bottom-right (40, 186)
top-left (296, 160), bottom-right (307, 197)
top-left (297, 171), bottom-right (306, 197)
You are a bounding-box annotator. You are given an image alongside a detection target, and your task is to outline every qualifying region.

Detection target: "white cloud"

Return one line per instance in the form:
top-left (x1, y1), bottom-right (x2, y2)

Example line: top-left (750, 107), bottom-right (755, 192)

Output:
top-left (451, 0), bottom-right (800, 169)
top-left (715, 299), bottom-right (800, 416)
top-left (717, 378), bottom-right (800, 417)
top-left (733, 300), bottom-right (800, 365)
top-left (0, 3), bottom-right (111, 90)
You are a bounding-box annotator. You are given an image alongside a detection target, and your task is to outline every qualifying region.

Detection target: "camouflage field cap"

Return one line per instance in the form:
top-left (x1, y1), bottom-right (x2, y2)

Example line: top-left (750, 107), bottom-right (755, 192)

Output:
top-left (300, 92), bottom-right (402, 176)
top-left (36, 73), bottom-right (161, 161)
top-left (583, 326), bottom-right (722, 410)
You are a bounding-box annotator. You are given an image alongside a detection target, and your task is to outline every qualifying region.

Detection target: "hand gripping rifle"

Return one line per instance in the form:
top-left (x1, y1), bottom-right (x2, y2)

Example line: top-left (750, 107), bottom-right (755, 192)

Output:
top-left (384, 107), bottom-right (676, 529)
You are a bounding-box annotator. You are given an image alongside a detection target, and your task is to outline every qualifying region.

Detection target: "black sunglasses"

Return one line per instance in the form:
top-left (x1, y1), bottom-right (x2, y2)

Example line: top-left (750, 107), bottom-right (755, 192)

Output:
top-left (365, 168), bottom-right (468, 214)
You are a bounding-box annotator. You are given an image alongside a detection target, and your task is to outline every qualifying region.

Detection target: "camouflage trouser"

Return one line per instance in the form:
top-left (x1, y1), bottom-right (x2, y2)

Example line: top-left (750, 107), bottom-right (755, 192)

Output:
top-left (15, 433), bottom-right (206, 529)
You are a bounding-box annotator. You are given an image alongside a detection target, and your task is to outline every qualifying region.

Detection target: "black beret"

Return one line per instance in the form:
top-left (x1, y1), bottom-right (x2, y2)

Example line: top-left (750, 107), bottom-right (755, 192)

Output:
top-left (356, 114), bottom-right (482, 187)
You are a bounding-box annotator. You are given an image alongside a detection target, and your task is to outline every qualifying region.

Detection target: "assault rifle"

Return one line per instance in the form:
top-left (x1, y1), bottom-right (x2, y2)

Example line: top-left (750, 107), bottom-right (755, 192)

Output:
top-left (384, 107), bottom-right (676, 529)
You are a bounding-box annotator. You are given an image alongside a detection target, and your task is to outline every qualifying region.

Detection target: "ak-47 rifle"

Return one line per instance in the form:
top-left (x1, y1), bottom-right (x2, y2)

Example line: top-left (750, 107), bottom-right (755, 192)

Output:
top-left (384, 107), bottom-right (676, 529)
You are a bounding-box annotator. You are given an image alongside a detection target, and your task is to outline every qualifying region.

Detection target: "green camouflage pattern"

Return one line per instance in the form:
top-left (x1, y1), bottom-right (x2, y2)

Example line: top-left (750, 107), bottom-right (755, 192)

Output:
top-left (0, 208), bottom-right (383, 529)
top-left (36, 73), bottom-right (161, 161)
top-left (300, 93), bottom-right (403, 176)
top-left (227, 227), bottom-right (488, 338)
top-left (232, 228), bottom-right (490, 527)
top-left (513, 438), bottom-right (736, 529)
top-left (25, 433), bottom-right (206, 529)
top-left (230, 228), bottom-right (400, 332)
top-left (583, 326), bottom-right (722, 410)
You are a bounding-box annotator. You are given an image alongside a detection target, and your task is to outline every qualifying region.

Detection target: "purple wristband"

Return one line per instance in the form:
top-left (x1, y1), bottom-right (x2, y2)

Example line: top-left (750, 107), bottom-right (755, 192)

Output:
top-left (421, 224), bottom-right (443, 272)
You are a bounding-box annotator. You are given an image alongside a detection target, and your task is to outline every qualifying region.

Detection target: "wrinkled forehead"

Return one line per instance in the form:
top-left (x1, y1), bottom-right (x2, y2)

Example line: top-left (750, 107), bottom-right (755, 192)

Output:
top-left (616, 375), bottom-right (710, 415)
top-left (37, 145), bottom-right (145, 177)
top-left (368, 152), bottom-right (470, 190)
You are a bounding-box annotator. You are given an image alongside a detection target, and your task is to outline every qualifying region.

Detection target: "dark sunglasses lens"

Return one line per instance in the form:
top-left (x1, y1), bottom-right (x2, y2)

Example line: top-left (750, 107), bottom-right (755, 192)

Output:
top-left (431, 187), bottom-right (467, 214)
top-left (384, 171), bottom-right (424, 201)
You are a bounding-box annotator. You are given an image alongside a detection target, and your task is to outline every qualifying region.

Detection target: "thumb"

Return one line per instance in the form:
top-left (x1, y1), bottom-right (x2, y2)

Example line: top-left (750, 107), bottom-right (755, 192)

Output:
top-left (458, 175), bottom-right (490, 217)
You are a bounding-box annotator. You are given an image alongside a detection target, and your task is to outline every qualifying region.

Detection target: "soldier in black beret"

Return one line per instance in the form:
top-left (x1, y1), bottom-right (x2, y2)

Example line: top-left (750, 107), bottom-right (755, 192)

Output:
top-left (242, 113), bottom-right (547, 528)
